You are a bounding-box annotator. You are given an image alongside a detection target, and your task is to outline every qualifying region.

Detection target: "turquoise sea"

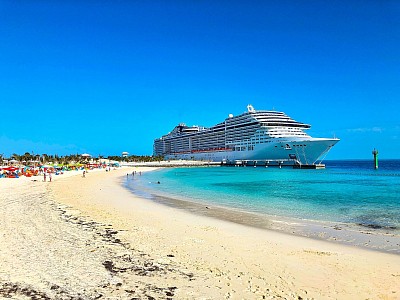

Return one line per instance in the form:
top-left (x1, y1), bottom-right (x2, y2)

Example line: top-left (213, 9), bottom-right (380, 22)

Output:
top-left (125, 160), bottom-right (400, 236)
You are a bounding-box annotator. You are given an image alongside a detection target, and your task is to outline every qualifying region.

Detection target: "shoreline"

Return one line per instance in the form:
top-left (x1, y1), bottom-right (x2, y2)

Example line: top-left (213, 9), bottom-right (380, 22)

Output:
top-left (1, 167), bottom-right (399, 299)
top-left (128, 189), bottom-right (400, 255)
top-left (124, 169), bottom-right (400, 255)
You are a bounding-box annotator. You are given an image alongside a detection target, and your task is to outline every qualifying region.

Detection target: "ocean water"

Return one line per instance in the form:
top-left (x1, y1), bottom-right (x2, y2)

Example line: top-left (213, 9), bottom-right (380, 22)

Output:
top-left (125, 160), bottom-right (400, 232)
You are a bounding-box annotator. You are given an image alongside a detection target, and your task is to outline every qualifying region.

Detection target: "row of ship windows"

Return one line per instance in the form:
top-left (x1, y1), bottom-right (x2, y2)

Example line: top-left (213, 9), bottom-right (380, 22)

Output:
top-left (268, 128), bottom-right (304, 132)
top-left (228, 131), bottom-right (260, 136)
top-left (232, 143), bottom-right (308, 152)
top-left (169, 127), bottom-right (305, 140)
top-left (166, 143), bottom-right (224, 149)
top-left (230, 140), bottom-right (272, 148)
top-left (158, 138), bottom-right (309, 148)
top-left (233, 146), bottom-right (250, 151)
top-left (276, 144), bottom-right (307, 148)
top-left (164, 140), bottom-right (309, 152)
top-left (164, 138), bottom-right (224, 145)
top-left (227, 135), bottom-right (306, 144)
top-left (165, 139), bottom-right (225, 145)
top-left (225, 114), bottom-right (287, 124)
top-left (159, 133), bottom-right (308, 150)
top-left (168, 122), bottom-right (303, 136)
top-left (157, 144), bottom-right (309, 153)
top-left (226, 130), bottom-right (258, 135)
top-left (225, 120), bottom-right (258, 125)
top-left (266, 127), bottom-right (302, 130)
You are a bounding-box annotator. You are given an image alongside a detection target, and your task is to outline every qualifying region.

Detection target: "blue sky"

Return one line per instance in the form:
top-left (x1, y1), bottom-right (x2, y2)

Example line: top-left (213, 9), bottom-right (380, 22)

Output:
top-left (1, 1), bottom-right (399, 159)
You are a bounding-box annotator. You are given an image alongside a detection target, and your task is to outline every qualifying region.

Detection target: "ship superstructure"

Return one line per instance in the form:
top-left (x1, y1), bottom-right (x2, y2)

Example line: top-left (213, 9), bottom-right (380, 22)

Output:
top-left (154, 105), bottom-right (339, 166)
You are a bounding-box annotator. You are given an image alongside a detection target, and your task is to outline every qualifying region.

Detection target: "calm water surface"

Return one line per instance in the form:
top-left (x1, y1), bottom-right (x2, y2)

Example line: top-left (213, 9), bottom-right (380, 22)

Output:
top-left (125, 160), bottom-right (400, 231)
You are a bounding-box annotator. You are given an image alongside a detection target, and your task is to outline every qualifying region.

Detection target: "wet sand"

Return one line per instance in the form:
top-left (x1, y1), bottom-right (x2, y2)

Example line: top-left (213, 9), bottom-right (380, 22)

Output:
top-left (1, 167), bottom-right (399, 299)
top-left (126, 180), bottom-right (400, 255)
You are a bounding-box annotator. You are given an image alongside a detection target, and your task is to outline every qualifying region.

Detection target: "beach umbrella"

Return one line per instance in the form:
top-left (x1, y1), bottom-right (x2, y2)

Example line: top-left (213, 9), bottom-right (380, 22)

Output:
top-left (3, 166), bottom-right (18, 171)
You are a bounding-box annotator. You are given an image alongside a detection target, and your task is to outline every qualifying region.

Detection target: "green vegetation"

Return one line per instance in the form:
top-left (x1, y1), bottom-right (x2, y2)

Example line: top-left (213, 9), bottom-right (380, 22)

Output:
top-left (108, 155), bottom-right (164, 163)
top-left (2, 153), bottom-right (164, 165)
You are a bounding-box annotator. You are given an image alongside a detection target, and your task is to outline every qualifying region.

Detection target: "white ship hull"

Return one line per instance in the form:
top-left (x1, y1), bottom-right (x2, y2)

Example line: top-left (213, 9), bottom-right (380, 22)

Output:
top-left (165, 137), bottom-right (339, 165)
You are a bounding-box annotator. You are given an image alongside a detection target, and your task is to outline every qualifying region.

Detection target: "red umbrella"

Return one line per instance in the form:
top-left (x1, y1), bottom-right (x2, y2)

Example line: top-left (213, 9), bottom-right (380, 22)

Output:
top-left (2, 167), bottom-right (18, 171)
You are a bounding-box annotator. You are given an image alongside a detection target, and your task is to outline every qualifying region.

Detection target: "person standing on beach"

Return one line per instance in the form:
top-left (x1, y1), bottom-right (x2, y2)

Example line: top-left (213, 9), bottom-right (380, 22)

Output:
top-left (83, 170), bottom-right (86, 178)
top-left (49, 172), bottom-right (52, 182)
top-left (43, 172), bottom-right (46, 182)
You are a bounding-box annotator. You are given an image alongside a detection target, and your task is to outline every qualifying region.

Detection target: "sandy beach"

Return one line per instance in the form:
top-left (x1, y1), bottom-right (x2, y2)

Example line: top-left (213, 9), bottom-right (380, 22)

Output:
top-left (1, 167), bottom-right (399, 299)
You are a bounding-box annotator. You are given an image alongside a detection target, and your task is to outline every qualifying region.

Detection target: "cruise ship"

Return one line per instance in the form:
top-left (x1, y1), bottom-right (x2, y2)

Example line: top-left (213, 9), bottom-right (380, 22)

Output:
top-left (153, 105), bottom-right (339, 166)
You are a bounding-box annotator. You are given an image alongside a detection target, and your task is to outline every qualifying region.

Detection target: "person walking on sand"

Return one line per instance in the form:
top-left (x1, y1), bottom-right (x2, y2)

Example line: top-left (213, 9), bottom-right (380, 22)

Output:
top-left (49, 172), bottom-right (52, 182)
top-left (43, 172), bottom-right (46, 182)
top-left (83, 170), bottom-right (86, 178)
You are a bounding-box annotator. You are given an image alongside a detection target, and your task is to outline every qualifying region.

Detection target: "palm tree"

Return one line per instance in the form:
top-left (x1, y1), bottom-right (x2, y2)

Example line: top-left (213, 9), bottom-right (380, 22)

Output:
top-left (35, 154), bottom-right (40, 166)
top-left (21, 152), bottom-right (33, 164)
top-left (42, 154), bottom-right (49, 164)
top-left (11, 153), bottom-right (21, 163)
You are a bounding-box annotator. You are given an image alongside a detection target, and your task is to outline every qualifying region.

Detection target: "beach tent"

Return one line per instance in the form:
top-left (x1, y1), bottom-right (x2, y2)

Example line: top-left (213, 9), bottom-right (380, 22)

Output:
top-left (27, 160), bottom-right (40, 167)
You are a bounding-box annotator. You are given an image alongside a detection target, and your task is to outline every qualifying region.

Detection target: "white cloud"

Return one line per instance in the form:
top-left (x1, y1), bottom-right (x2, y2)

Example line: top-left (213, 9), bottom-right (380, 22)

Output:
top-left (346, 127), bottom-right (384, 133)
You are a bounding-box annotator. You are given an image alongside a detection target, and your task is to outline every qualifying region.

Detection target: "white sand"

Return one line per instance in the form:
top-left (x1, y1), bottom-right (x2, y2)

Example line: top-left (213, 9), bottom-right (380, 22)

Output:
top-left (0, 167), bottom-right (399, 299)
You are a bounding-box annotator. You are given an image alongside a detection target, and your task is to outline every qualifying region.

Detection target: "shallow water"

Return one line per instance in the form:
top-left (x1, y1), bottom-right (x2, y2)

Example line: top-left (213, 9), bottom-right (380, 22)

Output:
top-left (126, 160), bottom-right (400, 233)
